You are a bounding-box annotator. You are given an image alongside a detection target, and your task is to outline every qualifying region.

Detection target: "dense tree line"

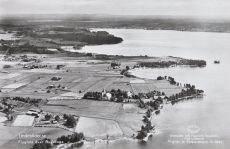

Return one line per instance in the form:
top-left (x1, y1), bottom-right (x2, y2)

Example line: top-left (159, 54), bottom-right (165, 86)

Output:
top-left (2, 97), bottom-right (41, 104)
top-left (83, 92), bottom-right (102, 100)
top-left (168, 86), bottom-right (204, 102)
top-left (63, 114), bottom-right (77, 128)
top-left (32, 138), bottom-right (52, 149)
top-left (32, 132), bottom-right (84, 149)
top-left (84, 89), bottom-right (165, 102)
top-left (110, 62), bottom-right (121, 67)
top-left (111, 89), bottom-right (128, 97)
top-left (136, 91), bottom-right (165, 100)
top-left (179, 59), bottom-right (206, 67)
top-left (56, 132), bottom-right (84, 144)
top-left (136, 109), bottom-right (155, 140)
top-left (138, 59), bottom-right (206, 68)
top-left (168, 76), bottom-right (176, 85)
top-left (139, 61), bottom-right (177, 68)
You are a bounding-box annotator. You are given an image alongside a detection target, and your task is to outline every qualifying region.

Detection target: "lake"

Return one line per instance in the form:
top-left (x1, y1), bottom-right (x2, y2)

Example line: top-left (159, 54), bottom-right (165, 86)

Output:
top-left (81, 29), bottom-right (230, 149)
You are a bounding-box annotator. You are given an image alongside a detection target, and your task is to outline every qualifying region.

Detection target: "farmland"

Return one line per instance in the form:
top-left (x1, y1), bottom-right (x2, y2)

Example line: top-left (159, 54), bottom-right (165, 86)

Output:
top-left (12, 115), bottom-right (35, 126)
top-left (45, 100), bottom-right (122, 120)
top-left (75, 117), bottom-right (123, 138)
top-left (86, 78), bottom-right (116, 92)
top-left (0, 127), bottom-right (73, 149)
top-left (0, 54), bottom-right (187, 148)
top-left (131, 84), bottom-right (150, 94)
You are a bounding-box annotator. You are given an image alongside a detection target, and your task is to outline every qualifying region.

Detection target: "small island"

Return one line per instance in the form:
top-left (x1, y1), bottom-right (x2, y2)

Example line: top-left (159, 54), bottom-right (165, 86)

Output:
top-left (214, 60), bottom-right (220, 64)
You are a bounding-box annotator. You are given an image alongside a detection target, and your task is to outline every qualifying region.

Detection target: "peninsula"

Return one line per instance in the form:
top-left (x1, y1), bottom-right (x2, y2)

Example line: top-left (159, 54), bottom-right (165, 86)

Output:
top-left (0, 18), bottom-right (205, 149)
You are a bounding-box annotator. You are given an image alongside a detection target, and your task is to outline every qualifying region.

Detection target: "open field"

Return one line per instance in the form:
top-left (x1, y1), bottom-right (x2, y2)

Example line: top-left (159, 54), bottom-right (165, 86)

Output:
top-left (0, 126), bottom-right (30, 147)
top-left (75, 117), bottom-right (123, 138)
top-left (0, 73), bottom-right (21, 80)
top-left (2, 82), bottom-right (29, 90)
top-left (70, 81), bottom-right (97, 93)
top-left (9, 73), bottom-right (32, 82)
top-left (0, 127), bottom-right (72, 149)
top-left (122, 103), bottom-right (145, 113)
top-left (146, 84), bottom-right (158, 91)
top-left (130, 79), bottom-right (145, 83)
top-left (21, 69), bottom-right (66, 73)
top-left (116, 113), bottom-right (144, 137)
top-left (12, 115), bottom-right (35, 126)
top-left (157, 88), bottom-right (184, 96)
top-left (113, 77), bottom-right (137, 84)
top-left (44, 100), bottom-right (122, 120)
top-left (72, 76), bottom-right (89, 82)
top-left (82, 76), bottom-right (104, 82)
top-left (86, 78), bottom-right (116, 92)
top-left (131, 83), bottom-right (150, 94)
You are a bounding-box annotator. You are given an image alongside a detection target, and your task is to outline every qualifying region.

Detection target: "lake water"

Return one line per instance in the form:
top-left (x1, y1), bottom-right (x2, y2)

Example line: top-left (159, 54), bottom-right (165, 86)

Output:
top-left (81, 29), bottom-right (230, 149)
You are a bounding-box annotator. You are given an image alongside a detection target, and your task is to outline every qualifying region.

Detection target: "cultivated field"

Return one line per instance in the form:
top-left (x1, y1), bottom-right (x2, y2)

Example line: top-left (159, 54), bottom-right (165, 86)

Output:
top-left (75, 117), bottom-right (123, 138)
top-left (70, 82), bottom-right (97, 93)
top-left (131, 83), bottom-right (150, 94)
top-left (116, 113), bottom-right (144, 137)
top-left (146, 84), bottom-right (158, 92)
top-left (86, 78), bottom-right (116, 92)
top-left (130, 79), bottom-right (145, 83)
top-left (0, 126), bottom-right (30, 147)
top-left (0, 73), bottom-right (21, 80)
top-left (0, 127), bottom-right (72, 149)
top-left (72, 76), bottom-right (89, 82)
top-left (82, 76), bottom-right (104, 82)
top-left (157, 88), bottom-right (183, 96)
top-left (12, 115), bottom-right (34, 126)
top-left (44, 100), bottom-right (122, 120)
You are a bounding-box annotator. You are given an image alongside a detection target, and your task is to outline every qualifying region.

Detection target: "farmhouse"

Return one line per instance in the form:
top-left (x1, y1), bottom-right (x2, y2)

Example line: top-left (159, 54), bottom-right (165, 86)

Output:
top-left (29, 108), bottom-right (42, 113)
top-left (1, 83), bottom-right (28, 93)
top-left (127, 91), bottom-right (133, 97)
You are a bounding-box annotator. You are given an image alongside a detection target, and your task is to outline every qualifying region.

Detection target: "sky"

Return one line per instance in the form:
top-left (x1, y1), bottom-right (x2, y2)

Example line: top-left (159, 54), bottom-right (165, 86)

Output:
top-left (0, 0), bottom-right (230, 17)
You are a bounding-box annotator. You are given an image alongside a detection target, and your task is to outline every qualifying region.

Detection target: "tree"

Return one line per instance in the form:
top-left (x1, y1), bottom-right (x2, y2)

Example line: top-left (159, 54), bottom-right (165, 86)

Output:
top-left (157, 76), bottom-right (163, 80)
top-left (55, 115), bottom-right (60, 122)
top-left (120, 69), bottom-right (127, 75)
top-left (56, 132), bottom-right (84, 144)
top-left (86, 53), bottom-right (93, 57)
top-left (117, 96), bottom-right (124, 102)
top-left (66, 115), bottom-right (76, 128)
top-left (32, 138), bottom-right (52, 149)
top-left (45, 114), bottom-right (52, 121)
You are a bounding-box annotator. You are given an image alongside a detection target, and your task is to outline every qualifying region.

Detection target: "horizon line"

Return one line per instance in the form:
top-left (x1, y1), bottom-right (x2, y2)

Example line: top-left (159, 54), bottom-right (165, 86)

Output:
top-left (1, 13), bottom-right (230, 17)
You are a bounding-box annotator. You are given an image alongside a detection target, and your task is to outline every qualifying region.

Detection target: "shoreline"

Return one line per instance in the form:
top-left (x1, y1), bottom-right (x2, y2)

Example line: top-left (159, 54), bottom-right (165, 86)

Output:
top-left (90, 28), bottom-right (230, 34)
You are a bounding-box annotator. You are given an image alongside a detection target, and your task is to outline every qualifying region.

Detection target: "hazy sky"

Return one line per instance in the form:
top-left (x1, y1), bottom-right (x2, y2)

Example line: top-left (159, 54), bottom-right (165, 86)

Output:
top-left (0, 0), bottom-right (230, 17)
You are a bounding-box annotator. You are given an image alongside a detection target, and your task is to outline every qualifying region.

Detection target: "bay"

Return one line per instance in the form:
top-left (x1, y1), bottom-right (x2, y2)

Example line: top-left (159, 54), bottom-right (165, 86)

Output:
top-left (80, 29), bottom-right (230, 149)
